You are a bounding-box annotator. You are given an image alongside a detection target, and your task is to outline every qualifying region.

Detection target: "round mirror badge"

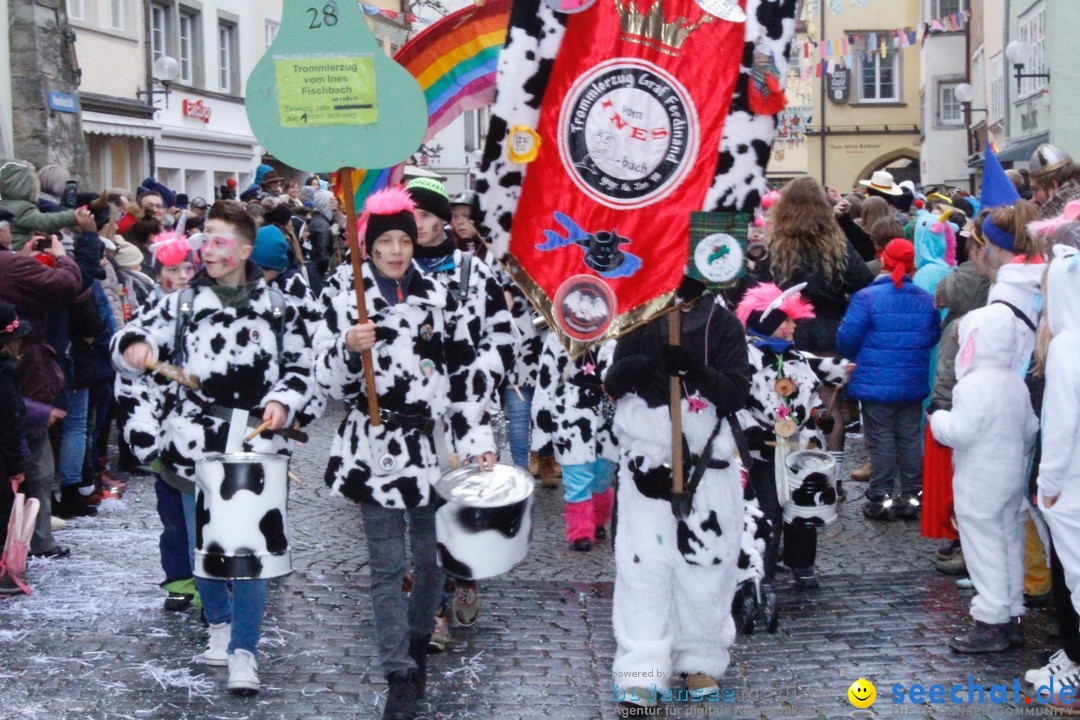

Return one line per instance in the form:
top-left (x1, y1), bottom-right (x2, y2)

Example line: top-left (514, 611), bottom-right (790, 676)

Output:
top-left (558, 58), bottom-right (700, 210)
top-left (553, 275), bottom-right (616, 342)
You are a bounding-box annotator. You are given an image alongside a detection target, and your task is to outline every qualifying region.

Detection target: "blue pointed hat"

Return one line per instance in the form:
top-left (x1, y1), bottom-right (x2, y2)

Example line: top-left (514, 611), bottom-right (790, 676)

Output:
top-left (980, 142), bottom-right (1021, 209)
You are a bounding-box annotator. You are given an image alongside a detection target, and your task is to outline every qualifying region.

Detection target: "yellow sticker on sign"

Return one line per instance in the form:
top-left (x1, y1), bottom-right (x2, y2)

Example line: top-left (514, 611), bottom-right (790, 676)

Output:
top-left (274, 54), bottom-right (378, 127)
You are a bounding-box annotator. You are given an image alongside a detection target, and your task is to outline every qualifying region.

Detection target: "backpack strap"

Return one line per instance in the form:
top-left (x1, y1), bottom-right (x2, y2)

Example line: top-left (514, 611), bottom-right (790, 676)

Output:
top-left (172, 288), bottom-right (195, 364)
top-left (457, 251), bottom-right (473, 303)
top-left (992, 299), bottom-right (1038, 333)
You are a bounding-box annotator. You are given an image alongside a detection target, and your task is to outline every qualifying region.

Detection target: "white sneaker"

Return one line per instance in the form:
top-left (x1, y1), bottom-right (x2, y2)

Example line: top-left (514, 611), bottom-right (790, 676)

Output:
top-left (51, 517), bottom-right (66, 531)
top-left (203, 622), bottom-right (231, 666)
top-left (227, 649), bottom-right (260, 695)
top-left (1026, 649), bottom-right (1080, 686)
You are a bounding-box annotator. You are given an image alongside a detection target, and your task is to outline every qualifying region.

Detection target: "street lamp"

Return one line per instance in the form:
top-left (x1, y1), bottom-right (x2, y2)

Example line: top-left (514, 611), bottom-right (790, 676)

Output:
top-left (1005, 40), bottom-right (1050, 94)
top-left (137, 55), bottom-right (181, 108)
top-left (953, 82), bottom-right (988, 193)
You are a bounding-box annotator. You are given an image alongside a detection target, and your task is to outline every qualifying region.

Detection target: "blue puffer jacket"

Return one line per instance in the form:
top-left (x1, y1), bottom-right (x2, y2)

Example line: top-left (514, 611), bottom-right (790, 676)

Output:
top-left (836, 276), bottom-right (942, 403)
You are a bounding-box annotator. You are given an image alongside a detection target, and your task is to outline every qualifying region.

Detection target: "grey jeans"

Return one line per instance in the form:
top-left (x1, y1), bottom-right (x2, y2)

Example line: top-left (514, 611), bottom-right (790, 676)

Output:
top-left (24, 428), bottom-right (57, 553)
top-left (863, 401), bottom-right (924, 500)
top-left (360, 502), bottom-right (444, 676)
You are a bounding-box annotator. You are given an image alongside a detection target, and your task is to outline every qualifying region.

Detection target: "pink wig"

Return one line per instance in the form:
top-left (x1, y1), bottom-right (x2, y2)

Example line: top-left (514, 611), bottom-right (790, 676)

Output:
top-left (355, 186), bottom-right (417, 255)
top-left (148, 231), bottom-right (196, 268)
top-left (736, 283), bottom-right (815, 328)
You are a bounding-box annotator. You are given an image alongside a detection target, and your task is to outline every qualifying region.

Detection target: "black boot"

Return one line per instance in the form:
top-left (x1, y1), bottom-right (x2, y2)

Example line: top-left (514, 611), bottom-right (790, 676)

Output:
top-left (383, 669), bottom-right (420, 720)
top-left (53, 485), bottom-right (97, 519)
top-left (408, 634), bottom-right (430, 698)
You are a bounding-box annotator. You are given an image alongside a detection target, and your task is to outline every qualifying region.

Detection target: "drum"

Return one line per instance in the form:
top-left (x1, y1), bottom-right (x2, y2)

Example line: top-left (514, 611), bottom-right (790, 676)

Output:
top-left (782, 450), bottom-right (838, 527)
top-left (434, 463), bottom-right (534, 580)
top-left (193, 452), bottom-right (292, 580)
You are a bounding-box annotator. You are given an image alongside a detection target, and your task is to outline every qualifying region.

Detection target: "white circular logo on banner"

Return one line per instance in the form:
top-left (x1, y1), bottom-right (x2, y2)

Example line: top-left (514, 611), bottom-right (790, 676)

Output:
top-left (694, 233), bottom-right (744, 284)
top-left (559, 58), bottom-right (700, 210)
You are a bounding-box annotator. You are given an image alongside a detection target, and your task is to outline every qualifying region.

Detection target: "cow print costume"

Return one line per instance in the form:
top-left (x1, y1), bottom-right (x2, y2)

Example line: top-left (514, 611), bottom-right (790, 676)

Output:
top-left (111, 261), bottom-right (316, 488)
top-left (314, 261), bottom-right (494, 509)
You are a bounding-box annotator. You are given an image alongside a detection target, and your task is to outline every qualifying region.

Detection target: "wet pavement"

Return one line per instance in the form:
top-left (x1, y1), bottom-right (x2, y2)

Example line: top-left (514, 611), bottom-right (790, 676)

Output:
top-left (0, 403), bottom-right (1061, 719)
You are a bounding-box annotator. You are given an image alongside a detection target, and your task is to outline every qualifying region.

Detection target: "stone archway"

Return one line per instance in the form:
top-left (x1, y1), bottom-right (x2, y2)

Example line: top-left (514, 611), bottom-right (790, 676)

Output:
top-left (855, 148), bottom-right (921, 186)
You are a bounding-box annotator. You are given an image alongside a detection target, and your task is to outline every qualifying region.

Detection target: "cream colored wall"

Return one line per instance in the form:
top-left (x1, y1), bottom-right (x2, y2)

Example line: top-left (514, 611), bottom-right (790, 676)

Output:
top-left (805, 0), bottom-right (922, 190)
top-left (68, 0), bottom-right (145, 97)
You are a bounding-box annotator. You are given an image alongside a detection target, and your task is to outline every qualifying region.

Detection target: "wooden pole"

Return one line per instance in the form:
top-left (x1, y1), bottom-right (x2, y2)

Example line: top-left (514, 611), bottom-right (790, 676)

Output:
top-left (669, 308), bottom-right (683, 495)
top-left (340, 166), bottom-right (382, 427)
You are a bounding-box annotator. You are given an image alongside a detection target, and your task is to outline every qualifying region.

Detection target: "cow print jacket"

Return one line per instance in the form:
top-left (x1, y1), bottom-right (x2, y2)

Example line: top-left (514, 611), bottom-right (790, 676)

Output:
top-left (111, 263), bottom-right (316, 485)
top-left (321, 248), bottom-right (516, 413)
top-left (491, 260), bottom-right (545, 390)
top-left (736, 341), bottom-right (849, 463)
top-left (314, 262), bottom-right (494, 509)
top-left (475, 0), bottom-right (797, 255)
top-left (531, 334), bottom-right (617, 466)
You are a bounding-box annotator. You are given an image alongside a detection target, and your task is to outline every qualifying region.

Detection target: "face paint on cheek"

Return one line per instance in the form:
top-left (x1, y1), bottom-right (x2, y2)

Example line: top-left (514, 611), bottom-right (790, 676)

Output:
top-left (373, 249), bottom-right (383, 260)
top-left (224, 257), bottom-right (235, 267)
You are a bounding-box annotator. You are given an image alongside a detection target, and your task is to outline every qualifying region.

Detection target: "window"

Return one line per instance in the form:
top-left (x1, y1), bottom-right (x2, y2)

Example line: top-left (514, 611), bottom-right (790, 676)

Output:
top-left (265, 21), bottom-right (279, 50)
top-left (66, 0), bottom-right (84, 21)
top-left (933, 0), bottom-right (962, 18)
top-left (150, 4), bottom-right (168, 61)
top-left (179, 10), bottom-right (197, 83)
top-left (857, 45), bottom-right (901, 103)
top-left (218, 22), bottom-right (238, 94)
top-left (1017, 2), bottom-right (1047, 98)
top-left (109, 0), bottom-right (125, 31)
top-left (990, 52), bottom-right (1005, 124)
top-left (938, 83), bottom-right (963, 125)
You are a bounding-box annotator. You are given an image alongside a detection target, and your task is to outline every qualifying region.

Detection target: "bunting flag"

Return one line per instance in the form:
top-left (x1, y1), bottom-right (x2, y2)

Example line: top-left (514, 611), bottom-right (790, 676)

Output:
top-left (359, 2), bottom-right (422, 24)
top-left (393, 0), bottom-right (512, 142)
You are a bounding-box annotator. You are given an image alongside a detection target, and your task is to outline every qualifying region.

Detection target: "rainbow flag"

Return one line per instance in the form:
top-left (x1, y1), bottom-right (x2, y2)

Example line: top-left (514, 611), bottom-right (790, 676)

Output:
top-left (394, 0), bottom-right (511, 142)
top-left (332, 166), bottom-right (397, 213)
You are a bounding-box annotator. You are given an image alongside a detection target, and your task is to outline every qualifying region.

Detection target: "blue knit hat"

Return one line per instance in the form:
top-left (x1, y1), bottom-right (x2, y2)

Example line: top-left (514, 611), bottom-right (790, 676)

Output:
top-left (252, 225), bottom-right (289, 272)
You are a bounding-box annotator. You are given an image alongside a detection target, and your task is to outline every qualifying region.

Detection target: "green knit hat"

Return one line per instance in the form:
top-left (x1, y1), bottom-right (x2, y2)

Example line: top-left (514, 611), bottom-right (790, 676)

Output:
top-left (405, 177), bottom-right (451, 222)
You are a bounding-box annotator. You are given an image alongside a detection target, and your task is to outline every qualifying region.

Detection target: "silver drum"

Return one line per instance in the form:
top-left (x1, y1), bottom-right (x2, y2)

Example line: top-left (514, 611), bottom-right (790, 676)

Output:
top-left (782, 450), bottom-right (838, 527)
top-left (434, 463), bottom-right (534, 580)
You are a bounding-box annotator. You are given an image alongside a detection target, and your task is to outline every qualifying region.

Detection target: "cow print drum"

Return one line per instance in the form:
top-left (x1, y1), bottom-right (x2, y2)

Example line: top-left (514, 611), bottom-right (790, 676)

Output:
top-left (782, 450), bottom-right (838, 527)
top-left (434, 463), bottom-right (534, 580)
top-left (194, 453), bottom-right (292, 580)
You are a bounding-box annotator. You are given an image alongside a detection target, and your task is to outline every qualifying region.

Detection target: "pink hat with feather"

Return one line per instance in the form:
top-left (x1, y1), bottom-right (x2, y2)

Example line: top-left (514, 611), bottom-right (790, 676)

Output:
top-left (736, 282), bottom-right (815, 336)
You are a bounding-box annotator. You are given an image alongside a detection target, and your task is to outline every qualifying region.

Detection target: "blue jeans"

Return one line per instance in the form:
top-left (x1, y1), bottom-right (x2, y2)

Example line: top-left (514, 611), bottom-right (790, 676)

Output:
top-left (155, 476), bottom-right (192, 584)
top-left (56, 387), bottom-right (89, 487)
top-left (562, 458), bottom-right (616, 504)
top-left (182, 492), bottom-right (267, 655)
top-left (502, 386), bottom-right (534, 468)
top-left (360, 502), bottom-right (443, 676)
top-left (863, 401), bottom-right (924, 500)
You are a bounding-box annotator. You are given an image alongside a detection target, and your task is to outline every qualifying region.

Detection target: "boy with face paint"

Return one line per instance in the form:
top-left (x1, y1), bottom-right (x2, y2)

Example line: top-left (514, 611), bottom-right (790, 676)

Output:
top-left (111, 201), bottom-right (315, 696)
top-left (313, 187), bottom-right (496, 720)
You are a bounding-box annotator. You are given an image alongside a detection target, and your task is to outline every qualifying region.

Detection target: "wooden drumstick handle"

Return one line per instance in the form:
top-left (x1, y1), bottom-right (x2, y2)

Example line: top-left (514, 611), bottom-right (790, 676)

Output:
top-left (245, 421), bottom-right (271, 442)
top-left (145, 359), bottom-right (200, 390)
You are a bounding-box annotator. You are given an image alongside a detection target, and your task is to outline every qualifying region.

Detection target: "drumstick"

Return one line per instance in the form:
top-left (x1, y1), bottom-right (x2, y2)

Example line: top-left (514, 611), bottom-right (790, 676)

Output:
top-left (145, 359), bottom-right (200, 390)
top-left (245, 421), bottom-right (271, 442)
top-left (512, 384), bottom-right (525, 402)
top-left (288, 471), bottom-right (302, 487)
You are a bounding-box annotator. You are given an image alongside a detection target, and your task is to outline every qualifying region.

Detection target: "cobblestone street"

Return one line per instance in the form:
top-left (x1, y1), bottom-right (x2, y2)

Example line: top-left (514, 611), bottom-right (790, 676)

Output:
top-left (0, 404), bottom-right (1060, 719)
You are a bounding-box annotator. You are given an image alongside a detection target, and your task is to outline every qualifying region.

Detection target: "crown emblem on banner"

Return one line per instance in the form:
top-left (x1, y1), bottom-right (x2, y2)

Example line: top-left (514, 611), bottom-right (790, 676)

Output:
top-left (614, 0), bottom-right (713, 56)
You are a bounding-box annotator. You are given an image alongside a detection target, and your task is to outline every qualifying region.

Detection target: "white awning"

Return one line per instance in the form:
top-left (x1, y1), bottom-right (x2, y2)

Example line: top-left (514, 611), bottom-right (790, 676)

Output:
top-left (81, 111), bottom-right (161, 140)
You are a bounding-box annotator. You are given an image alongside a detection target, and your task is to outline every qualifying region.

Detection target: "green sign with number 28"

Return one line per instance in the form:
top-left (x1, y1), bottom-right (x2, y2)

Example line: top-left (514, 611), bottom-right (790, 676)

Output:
top-left (246, 0), bottom-right (427, 172)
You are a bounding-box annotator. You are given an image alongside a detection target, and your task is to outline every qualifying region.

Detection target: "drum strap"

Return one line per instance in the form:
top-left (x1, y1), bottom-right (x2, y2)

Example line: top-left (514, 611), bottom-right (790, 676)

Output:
top-left (674, 414), bottom-right (753, 519)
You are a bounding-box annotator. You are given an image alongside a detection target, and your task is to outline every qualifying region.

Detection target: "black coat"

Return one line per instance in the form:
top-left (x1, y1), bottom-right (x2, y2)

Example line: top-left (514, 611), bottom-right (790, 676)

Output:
top-left (0, 355), bottom-right (26, 479)
top-left (753, 241), bottom-right (873, 354)
top-left (606, 298), bottom-right (751, 416)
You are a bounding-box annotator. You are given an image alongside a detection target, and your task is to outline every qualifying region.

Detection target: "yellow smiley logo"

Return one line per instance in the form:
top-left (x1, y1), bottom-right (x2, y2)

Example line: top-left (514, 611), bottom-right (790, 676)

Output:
top-left (847, 678), bottom-right (876, 708)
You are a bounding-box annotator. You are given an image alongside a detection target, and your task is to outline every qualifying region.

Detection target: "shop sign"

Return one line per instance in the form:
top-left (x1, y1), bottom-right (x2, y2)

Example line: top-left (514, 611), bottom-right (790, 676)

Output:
top-left (183, 99), bottom-right (212, 123)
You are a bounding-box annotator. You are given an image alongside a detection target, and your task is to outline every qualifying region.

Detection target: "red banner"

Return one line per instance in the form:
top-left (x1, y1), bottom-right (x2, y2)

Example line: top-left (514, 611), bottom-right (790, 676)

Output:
top-left (508, 1), bottom-right (745, 350)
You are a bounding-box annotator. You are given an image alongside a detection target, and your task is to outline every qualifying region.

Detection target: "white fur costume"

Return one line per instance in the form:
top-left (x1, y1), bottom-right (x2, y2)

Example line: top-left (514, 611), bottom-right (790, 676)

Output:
top-left (1037, 246), bottom-right (1080, 616)
top-left (930, 303), bottom-right (1039, 624)
top-left (611, 395), bottom-right (742, 683)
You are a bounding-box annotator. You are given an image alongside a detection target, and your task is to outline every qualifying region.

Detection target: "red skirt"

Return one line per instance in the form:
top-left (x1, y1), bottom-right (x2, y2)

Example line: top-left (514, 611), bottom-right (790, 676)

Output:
top-left (921, 423), bottom-right (958, 540)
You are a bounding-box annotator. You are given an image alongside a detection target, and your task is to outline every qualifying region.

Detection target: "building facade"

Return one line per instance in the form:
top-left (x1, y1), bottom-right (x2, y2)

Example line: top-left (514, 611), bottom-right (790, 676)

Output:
top-left (919, 0), bottom-right (968, 188)
top-left (67, 0), bottom-right (158, 192)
